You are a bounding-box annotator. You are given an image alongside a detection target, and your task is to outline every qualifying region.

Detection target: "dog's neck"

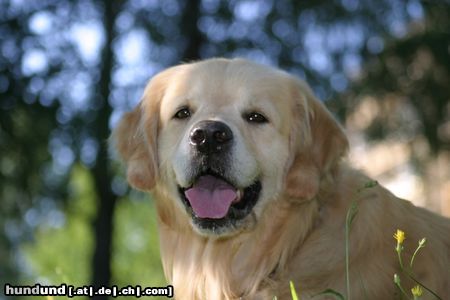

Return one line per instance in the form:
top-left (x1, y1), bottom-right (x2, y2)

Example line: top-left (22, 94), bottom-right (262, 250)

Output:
top-left (154, 188), bottom-right (319, 299)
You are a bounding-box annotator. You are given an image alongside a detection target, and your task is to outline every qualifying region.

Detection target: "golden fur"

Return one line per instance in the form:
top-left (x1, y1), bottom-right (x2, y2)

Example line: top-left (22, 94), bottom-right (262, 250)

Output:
top-left (112, 58), bottom-right (450, 299)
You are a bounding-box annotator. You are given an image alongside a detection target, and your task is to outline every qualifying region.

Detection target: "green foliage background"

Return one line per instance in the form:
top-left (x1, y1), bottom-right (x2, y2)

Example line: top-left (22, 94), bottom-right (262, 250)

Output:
top-left (21, 165), bottom-right (166, 299)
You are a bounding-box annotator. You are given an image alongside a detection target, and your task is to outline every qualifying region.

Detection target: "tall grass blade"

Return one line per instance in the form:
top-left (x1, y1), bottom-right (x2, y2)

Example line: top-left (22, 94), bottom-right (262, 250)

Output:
top-left (345, 200), bottom-right (358, 300)
top-left (290, 281), bottom-right (299, 300)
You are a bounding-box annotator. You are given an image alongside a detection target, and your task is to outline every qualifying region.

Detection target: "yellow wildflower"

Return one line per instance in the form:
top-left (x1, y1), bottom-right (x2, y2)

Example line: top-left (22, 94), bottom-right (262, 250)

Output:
top-left (411, 285), bottom-right (423, 297)
top-left (394, 229), bottom-right (406, 244)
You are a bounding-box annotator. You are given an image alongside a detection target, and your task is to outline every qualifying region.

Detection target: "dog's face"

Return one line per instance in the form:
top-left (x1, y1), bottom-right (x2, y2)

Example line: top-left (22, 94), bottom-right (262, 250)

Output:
top-left (113, 58), bottom-right (348, 236)
top-left (158, 60), bottom-right (297, 235)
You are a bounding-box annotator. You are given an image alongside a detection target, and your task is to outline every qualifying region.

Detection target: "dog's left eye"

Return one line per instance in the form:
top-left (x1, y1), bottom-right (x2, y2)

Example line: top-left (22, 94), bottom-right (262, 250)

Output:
top-left (173, 107), bottom-right (191, 120)
top-left (244, 112), bottom-right (268, 124)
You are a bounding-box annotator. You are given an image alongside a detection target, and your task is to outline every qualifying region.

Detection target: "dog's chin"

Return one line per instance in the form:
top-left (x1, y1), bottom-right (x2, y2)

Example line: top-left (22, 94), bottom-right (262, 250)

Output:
top-left (177, 171), bottom-right (262, 237)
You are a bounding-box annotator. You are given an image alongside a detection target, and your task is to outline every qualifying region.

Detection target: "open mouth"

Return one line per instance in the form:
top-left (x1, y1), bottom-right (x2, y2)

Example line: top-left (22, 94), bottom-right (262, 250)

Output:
top-left (178, 170), bottom-right (261, 230)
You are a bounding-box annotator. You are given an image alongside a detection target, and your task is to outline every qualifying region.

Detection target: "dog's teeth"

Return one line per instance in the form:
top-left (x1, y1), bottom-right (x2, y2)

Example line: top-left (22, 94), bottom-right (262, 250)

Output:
top-left (234, 190), bottom-right (243, 203)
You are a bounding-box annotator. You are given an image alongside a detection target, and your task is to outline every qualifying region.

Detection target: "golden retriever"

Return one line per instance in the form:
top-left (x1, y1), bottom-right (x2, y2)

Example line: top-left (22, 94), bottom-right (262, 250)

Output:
top-left (112, 58), bottom-right (450, 299)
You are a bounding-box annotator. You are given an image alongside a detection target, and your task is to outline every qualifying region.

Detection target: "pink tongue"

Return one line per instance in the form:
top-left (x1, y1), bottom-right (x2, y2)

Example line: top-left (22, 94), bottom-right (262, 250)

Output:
top-left (184, 175), bottom-right (237, 219)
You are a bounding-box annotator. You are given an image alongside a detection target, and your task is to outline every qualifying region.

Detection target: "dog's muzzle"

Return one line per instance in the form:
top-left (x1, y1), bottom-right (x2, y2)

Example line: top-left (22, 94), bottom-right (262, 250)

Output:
top-left (177, 120), bottom-right (261, 234)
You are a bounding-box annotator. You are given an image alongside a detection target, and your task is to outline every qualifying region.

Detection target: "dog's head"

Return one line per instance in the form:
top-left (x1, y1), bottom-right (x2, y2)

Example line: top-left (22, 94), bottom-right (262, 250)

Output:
top-left (112, 58), bottom-right (348, 236)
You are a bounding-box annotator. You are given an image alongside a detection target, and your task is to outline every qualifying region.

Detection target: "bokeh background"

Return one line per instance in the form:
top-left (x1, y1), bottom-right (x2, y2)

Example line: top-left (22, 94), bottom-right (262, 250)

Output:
top-left (1, 0), bottom-right (449, 299)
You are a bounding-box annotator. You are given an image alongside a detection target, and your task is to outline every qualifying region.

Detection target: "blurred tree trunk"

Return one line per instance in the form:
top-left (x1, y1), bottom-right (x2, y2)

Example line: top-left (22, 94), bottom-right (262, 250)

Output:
top-left (179, 0), bottom-right (204, 61)
top-left (90, 1), bottom-right (122, 298)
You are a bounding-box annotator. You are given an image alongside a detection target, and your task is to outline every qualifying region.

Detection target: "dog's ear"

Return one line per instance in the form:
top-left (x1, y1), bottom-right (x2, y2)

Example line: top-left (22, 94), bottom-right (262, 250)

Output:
top-left (285, 79), bottom-right (349, 200)
top-left (111, 71), bottom-right (171, 191)
top-left (112, 104), bottom-right (156, 191)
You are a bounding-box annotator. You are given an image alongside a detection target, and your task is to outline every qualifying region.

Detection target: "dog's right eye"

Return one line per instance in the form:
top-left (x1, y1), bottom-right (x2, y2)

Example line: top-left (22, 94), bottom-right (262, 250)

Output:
top-left (173, 107), bottom-right (191, 120)
top-left (243, 112), bottom-right (269, 124)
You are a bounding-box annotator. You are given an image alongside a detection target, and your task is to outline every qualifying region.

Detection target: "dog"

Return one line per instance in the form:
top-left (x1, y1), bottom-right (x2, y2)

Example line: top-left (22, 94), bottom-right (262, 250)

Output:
top-left (112, 58), bottom-right (450, 299)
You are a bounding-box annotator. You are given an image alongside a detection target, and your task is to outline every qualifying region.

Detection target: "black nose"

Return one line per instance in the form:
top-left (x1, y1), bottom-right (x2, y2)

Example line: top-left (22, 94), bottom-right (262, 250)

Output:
top-left (189, 120), bottom-right (233, 154)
